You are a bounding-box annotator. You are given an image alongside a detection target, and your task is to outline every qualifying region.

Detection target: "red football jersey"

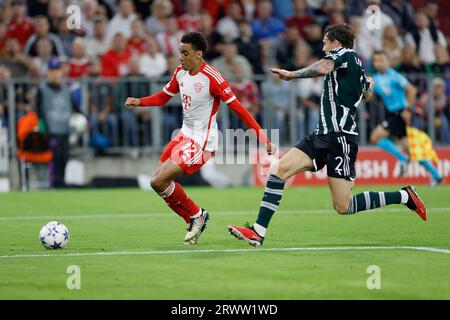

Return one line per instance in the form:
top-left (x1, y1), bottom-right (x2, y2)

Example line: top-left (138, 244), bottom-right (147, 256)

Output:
top-left (6, 17), bottom-right (35, 47)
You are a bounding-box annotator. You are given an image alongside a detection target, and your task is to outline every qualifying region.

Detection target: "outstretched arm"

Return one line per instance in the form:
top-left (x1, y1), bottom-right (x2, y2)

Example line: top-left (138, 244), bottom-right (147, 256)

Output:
top-left (270, 59), bottom-right (335, 81)
top-left (124, 91), bottom-right (173, 109)
top-left (227, 98), bottom-right (276, 155)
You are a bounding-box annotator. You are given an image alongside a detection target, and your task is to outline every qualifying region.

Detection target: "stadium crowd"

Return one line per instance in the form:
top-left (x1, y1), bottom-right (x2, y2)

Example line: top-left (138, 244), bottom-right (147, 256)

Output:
top-left (0, 0), bottom-right (449, 150)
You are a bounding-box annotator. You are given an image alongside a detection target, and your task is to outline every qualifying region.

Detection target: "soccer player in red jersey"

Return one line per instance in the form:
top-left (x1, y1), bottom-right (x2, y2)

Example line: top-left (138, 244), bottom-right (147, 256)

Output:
top-left (125, 32), bottom-right (275, 245)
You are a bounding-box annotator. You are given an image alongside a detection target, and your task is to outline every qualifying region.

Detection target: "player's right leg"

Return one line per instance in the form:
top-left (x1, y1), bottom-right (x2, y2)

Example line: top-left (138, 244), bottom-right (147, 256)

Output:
top-left (328, 177), bottom-right (427, 220)
top-left (228, 147), bottom-right (314, 247)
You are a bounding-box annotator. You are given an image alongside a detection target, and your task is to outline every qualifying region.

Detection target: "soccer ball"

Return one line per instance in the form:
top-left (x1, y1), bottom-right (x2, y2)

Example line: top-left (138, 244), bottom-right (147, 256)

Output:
top-left (69, 113), bottom-right (87, 134)
top-left (39, 221), bottom-right (69, 249)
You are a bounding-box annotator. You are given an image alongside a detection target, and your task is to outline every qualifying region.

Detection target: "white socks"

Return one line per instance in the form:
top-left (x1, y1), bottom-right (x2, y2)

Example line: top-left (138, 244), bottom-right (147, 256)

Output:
top-left (253, 223), bottom-right (266, 238)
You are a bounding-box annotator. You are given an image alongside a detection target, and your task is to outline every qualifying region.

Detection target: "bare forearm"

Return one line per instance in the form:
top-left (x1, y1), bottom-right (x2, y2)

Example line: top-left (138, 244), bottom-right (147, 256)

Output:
top-left (293, 60), bottom-right (334, 79)
top-left (406, 86), bottom-right (417, 108)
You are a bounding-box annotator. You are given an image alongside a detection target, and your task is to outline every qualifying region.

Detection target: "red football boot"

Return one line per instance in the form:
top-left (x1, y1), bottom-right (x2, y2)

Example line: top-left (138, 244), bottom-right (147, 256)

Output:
top-left (227, 224), bottom-right (264, 247)
top-left (402, 185), bottom-right (427, 221)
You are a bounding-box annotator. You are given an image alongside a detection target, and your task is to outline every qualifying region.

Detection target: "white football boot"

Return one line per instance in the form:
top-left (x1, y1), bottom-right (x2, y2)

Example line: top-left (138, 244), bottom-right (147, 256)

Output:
top-left (184, 209), bottom-right (209, 245)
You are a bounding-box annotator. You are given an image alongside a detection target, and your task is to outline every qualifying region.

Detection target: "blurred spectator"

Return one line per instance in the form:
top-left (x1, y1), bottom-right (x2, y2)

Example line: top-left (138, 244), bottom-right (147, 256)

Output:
top-left (430, 45), bottom-right (450, 95)
top-left (305, 22), bottom-right (324, 58)
top-left (36, 58), bottom-right (75, 188)
top-left (216, 1), bottom-right (242, 42)
top-left (0, 38), bottom-right (36, 78)
top-left (396, 44), bottom-right (427, 94)
top-left (415, 77), bottom-right (450, 143)
top-left (5, 0), bottom-right (35, 48)
top-left (261, 71), bottom-right (292, 143)
top-left (27, 0), bottom-right (49, 17)
top-left (85, 16), bottom-right (110, 61)
top-left (139, 35), bottom-right (167, 79)
top-left (229, 62), bottom-right (261, 128)
top-left (161, 54), bottom-right (180, 142)
top-left (360, 0), bottom-right (394, 51)
top-left (0, 22), bottom-right (6, 57)
top-left (132, 0), bottom-right (153, 19)
top-left (127, 18), bottom-right (146, 55)
top-left (211, 41), bottom-right (252, 81)
top-left (81, 0), bottom-right (99, 38)
top-left (201, 0), bottom-right (229, 25)
top-left (347, 0), bottom-right (366, 16)
top-left (178, 0), bottom-right (201, 32)
top-left (145, 0), bottom-right (172, 35)
top-left (305, 0), bottom-right (327, 9)
top-left (101, 33), bottom-right (132, 78)
top-left (67, 38), bottom-right (89, 79)
top-left (155, 14), bottom-right (184, 59)
top-left (23, 15), bottom-right (65, 58)
top-left (423, 1), bottom-right (440, 34)
top-left (0, 37), bottom-right (35, 117)
top-left (115, 56), bottom-right (149, 146)
top-left (270, 0), bottom-right (294, 21)
top-left (405, 11), bottom-right (447, 64)
top-left (295, 57), bottom-right (323, 136)
top-left (285, 0), bottom-right (312, 39)
top-left (276, 24), bottom-right (301, 70)
top-left (47, 0), bottom-right (64, 34)
top-left (381, 0), bottom-right (415, 35)
top-left (88, 74), bottom-right (118, 149)
top-left (31, 37), bottom-right (56, 77)
top-left (57, 17), bottom-right (77, 58)
top-left (327, 0), bottom-right (348, 25)
top-left (234, 19), bottom-right (264, 75)
top-left (307, 1), bottom-right (329, 27)
top-left (350, 16), bottom-right (374, 66)
top-left (106, 0), bottom-right (137, 44)
top-left (293, 41), bottom-right (312, 70)
top-left (241, 0), bottom-right (257, 21)
top-left (382, 25), bottom-right (404, 68)
top-left (251, 0), bottom-right (285, 40)
top-left (198, 10), bottom-right (223, 62)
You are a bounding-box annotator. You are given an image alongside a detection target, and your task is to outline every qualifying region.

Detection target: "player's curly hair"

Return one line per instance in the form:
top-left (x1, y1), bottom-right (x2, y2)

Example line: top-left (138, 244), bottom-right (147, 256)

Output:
top-left (181, 32), bottom-right (208, 55)
top-left (324, 24), bottom-right (355, 49)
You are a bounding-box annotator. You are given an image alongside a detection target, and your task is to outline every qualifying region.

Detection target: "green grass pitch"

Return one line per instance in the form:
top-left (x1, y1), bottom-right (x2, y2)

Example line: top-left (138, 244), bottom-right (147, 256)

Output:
top-left (0, 185), bottom-right (449, 299)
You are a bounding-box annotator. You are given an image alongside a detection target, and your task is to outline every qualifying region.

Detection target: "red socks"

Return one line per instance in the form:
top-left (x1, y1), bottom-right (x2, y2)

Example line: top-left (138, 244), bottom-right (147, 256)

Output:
top-left (158, 181), bottom-right (200, 224)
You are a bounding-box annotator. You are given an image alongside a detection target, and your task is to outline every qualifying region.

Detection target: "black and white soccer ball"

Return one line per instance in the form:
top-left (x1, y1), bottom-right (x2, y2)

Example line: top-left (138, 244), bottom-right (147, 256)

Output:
top-left (39, 221), bottom-right (69, 249)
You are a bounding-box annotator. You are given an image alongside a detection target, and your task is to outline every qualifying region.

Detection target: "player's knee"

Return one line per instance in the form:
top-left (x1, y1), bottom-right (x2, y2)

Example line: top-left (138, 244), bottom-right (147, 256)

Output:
top-left (150, 175), bottom-right (167, 193)
top-left (333, 201), bottom-right (349, 215)
top-left (271, 167), bottom-right (288, 180)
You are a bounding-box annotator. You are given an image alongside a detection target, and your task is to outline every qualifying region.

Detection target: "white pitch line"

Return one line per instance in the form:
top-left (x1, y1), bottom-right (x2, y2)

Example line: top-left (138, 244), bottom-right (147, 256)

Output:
top-left (1, 207), bottom-right (449, 221)
top-left (0, 246), bottom-right (450, 259)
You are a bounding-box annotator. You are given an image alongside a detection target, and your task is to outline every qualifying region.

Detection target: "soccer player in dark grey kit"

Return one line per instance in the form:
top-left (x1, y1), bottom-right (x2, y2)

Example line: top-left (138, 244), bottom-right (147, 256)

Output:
top-left (228, 24), bottom-right (428, 247)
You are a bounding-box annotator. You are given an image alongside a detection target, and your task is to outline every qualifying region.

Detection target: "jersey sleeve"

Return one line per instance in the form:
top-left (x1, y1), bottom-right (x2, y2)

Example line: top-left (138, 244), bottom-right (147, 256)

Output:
top-left (395, 72), bottom-right (410, 89)
top-left (361, 72), bottom-right (371, 93)
top-left (323, 51), bottom-right (347, 69)
top-left (163, 66), bottom-right (181, 97)
top-left (208, 73), bottom-right (236, 104)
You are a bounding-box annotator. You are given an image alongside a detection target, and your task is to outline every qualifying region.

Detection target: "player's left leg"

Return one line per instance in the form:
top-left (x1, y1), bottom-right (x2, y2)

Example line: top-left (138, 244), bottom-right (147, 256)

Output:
top-left (228, 147), bottom-right (314, 247)
top-left (328, 177), bottom-right (427, 221)
top-left (151, 159), bottom-right (210, 244)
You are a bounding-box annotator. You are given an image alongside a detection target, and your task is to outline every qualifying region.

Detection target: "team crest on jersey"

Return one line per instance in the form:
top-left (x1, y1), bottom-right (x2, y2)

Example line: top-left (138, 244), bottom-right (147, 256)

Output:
top-left (194, 82), bottom-right (204, 93)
